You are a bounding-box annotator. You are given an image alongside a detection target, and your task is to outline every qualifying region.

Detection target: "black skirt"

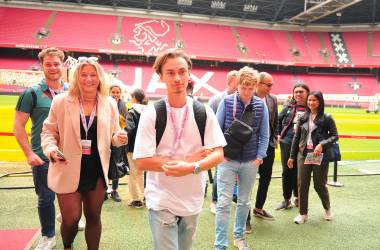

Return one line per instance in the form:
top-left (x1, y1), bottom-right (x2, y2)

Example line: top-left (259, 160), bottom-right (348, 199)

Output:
top-left (77, 116), bottom-right (106, 192)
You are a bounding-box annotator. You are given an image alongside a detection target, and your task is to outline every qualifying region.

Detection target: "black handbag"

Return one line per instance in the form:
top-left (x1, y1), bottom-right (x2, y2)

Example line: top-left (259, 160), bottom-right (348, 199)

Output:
top-left (328, 142), bottom-right (341, 162)
top-left (108, 146), bottom-right (129, 180)
top-left (223, 98), bottom-right (254, 160)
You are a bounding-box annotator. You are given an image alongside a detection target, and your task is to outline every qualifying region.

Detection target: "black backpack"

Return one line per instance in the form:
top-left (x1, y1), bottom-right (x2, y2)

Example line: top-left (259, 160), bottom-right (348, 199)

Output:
top-left (154, 99), bottom-right (207, 147)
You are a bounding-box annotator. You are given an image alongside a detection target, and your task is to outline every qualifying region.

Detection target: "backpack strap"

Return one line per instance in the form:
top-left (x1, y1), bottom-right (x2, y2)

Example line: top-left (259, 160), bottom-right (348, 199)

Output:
top-left (154, 98), bottom-right (207, 147)
top-left (154, 99), bottom-right (167, 147)
top-left (192, 100), bottom-right (206, 146)
top-left (30, 87), bottom-right (37, 114)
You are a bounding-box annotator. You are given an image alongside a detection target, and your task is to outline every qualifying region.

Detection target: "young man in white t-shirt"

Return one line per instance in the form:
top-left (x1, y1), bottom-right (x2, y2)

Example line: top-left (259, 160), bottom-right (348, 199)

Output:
top-left (133, 49), bottom-right (226, 250)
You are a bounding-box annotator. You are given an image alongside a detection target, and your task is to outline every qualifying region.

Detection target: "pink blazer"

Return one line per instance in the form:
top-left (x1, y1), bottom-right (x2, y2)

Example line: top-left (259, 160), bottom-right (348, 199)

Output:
top-left (41, 93), bottom-right (121, 194)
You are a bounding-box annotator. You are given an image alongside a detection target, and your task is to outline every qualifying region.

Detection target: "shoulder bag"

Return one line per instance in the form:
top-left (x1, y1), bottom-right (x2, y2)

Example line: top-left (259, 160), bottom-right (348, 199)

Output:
top-left (223, 93), bottom-right (254, 159)
top-left (108, 146), bottom-right (129, 180)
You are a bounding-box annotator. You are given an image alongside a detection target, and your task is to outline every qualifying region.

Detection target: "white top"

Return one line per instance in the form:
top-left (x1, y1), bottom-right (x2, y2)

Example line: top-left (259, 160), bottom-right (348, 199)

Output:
top-left (133, 97), bottom-right (226, 216)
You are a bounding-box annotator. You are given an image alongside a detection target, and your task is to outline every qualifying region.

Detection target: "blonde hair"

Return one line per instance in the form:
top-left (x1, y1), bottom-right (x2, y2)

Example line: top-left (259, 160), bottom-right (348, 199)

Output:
top-left (38, 47), bottom-right (65, 63)
top-left (69, 61), bottom-right (108, 98)
top-left (237, 66), bottom-right (259, 86)
top-left (227, 70), bottom-right (238, 84)
top-left (153, 48), bottom-right (192, 75)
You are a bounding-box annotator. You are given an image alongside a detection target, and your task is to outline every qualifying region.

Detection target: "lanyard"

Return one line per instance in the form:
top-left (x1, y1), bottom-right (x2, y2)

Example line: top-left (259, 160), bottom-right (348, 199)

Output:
top-left (79, 99), bottom-right (97, 139)
top-left (233, 92), bottom-right (249, 119)
top-left (48, 88), bottom-right (59, 98)
top-left (165, 98), bottom-right (189, 153)
top-left (306, 115), bottom-right (315, 149)
top-left (233, 92), bottom-right (237, 119)
top-left (48, 85), bottom-right (64, 98)
top-left (42, 79), bottom-right (64, 99)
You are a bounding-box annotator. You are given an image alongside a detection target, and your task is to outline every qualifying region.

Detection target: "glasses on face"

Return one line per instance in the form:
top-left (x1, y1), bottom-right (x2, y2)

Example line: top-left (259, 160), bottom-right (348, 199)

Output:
top-left (78, 56), bottom-right (98, 63)
top-left (260, 82), bottom-right (273, 88)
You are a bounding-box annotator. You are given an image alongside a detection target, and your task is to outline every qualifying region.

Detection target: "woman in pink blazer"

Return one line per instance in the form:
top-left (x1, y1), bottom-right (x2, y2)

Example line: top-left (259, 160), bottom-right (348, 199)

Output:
top-left (41, 58), bottom-right (128, 250)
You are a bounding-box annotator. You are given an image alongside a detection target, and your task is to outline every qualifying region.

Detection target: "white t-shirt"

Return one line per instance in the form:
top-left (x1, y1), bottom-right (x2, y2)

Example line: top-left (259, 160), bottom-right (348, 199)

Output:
top-left (133, 97), bottom-right (226, 216)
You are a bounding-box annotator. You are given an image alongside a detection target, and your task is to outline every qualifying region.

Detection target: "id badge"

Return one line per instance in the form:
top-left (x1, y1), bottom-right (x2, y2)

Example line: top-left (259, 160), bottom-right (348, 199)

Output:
top-left (81, 140), bottom-right (92, 155)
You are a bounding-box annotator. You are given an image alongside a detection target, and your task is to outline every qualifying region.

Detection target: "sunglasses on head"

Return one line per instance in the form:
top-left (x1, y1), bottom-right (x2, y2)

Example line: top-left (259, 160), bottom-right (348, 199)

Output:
top-left (78, 56), bottom-right (99, 63)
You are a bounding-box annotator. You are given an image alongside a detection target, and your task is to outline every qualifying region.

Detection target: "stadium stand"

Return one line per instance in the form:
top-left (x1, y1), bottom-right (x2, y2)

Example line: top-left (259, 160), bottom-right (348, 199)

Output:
top-left (46, 11), bottom-right (119, 51)
top-left (1, 7), bottom-right (380, 67)
top-left (1, 55), bottom-right (379, 99)
top-left (287, 31), bottom-right (313, 63)
top-left (0, 57), bottom-right (38, 70)
top-left (303, 32), bottom-right (334, 66)
top-left (236, 27), bottom-right (288, 63)
top-left (179, 22), bottom-right (241, 60)
top-left (121, 17), bottom-right (176, 55)
top-left (0, 8), bottom-right (51, 47)
top-left (372, 31), bottom-right (380, 56)
top-left (0, 6), bottom-right (379, 107)
top-left (344, 32), bottom-right (380, 66)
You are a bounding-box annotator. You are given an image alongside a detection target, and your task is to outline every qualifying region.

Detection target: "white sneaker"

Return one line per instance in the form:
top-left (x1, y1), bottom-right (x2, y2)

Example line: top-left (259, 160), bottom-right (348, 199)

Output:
top-left (56, 214), bottom-right (62, 223)
top-left (78, 219), bottom-right (86, 231)
top-left (294, 214), bottom-right (308, 224)
top-left (35, 236), bottom-right (56, 250)
top-left (210, 202), bottom-right (216, 214)
top-left (324, 209), bottom-right (333, 221)
top-left (233, 238), bottom-right (250, 250)
top-left (56, 213), bottom-right (85, 231)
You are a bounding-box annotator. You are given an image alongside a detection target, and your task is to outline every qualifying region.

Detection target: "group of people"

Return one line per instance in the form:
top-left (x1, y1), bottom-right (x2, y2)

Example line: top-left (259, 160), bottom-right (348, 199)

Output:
top-left (107, 84), bottom-right (147, 208)
top-left (14, 47), bottom-right (338, 250)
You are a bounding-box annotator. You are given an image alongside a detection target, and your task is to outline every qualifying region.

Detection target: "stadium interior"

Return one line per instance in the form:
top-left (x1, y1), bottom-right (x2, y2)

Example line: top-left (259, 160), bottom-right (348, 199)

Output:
top-left (0, 0), bottom-right (379, 108)
top-left (1, 1), bottom-right (380, 250)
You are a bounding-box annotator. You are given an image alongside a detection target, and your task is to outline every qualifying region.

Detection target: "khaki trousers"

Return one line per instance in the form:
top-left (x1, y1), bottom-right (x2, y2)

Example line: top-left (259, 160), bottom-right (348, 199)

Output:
top-left (127, 152), bottom-right (145, 201)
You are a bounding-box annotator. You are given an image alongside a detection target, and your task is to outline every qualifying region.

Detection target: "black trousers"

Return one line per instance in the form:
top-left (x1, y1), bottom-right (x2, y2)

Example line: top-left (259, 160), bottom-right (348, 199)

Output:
top-left (297, 153), bottom-right (330, 215)
top-left (280, 142), bottom-right (298, 200)
top-left (254, 146), bottom-right (275, 209)
top-left (212, 167), bottom-right (218, 202)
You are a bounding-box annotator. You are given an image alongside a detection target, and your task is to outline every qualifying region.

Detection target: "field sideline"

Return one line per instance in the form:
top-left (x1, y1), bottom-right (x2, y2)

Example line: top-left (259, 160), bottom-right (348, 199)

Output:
top-left (1, 161), bottom-right (380, 249)
top-left (1, 94), bottom-right (380, 249)
top-left (1, 94), bottom-right (379, 162)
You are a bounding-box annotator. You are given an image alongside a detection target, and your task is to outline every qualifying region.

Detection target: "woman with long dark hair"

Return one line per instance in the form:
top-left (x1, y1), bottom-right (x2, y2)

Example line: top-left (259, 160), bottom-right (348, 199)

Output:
top-left (108, 84), bottom-right (128, 202)
top-left (288, 91), bottom-right (338, 224)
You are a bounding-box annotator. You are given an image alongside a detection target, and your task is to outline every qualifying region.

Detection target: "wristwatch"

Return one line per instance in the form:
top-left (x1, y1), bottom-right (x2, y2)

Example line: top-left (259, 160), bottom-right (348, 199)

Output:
top-left (193, 162), bottom-right (202, 174)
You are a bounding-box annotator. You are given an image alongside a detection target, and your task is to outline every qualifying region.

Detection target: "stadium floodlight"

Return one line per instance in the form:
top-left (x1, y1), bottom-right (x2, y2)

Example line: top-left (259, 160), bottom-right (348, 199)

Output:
top-left (177, 0), bottom-right (192, 6)
top-left (211, 0), bottom-right (226, 9)
top-left (292, 0), bottom-right (363, 24)
top-left (243, 4), bottom-right (258, 12)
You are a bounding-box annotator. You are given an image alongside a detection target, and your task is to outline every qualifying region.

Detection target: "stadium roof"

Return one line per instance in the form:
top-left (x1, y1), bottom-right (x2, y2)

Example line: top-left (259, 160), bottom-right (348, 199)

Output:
top-left (3, 0), bottom-right (379, 26)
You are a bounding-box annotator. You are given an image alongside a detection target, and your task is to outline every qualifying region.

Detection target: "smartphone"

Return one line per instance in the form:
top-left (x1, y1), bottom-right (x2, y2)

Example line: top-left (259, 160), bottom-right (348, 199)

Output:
top-left (55, 149), bottom-right (66, 161)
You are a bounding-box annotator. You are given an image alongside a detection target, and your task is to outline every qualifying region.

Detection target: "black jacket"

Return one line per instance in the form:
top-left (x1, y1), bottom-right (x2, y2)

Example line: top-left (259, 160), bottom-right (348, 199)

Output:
top-left (125, 108), bottom-right (141, 152)
top-left (290, 113), bottom-right (338, 164)
top-left (264, 94), bottom-right (278, 148)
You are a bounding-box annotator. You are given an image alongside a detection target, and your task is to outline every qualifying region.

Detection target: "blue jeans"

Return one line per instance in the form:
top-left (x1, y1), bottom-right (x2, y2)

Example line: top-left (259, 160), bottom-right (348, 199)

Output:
top-left (32, 161), bottom-right (56, 238)
top-left (215, 160), bottom-right (258, 249)
top-left (148, 209), bottom-right (199, 250)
